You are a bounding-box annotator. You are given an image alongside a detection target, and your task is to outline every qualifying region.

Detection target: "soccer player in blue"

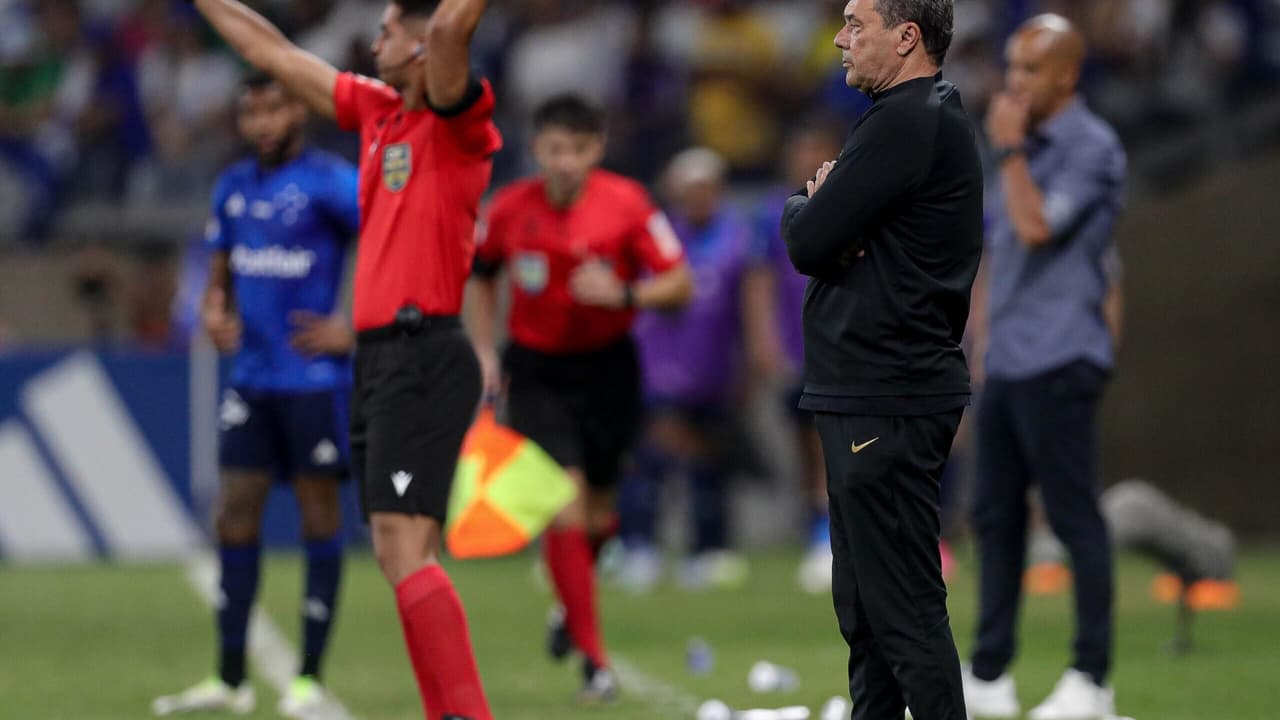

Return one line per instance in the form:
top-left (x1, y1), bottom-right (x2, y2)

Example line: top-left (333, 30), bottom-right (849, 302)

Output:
top-left (153, 72), bottom-right (360, 718)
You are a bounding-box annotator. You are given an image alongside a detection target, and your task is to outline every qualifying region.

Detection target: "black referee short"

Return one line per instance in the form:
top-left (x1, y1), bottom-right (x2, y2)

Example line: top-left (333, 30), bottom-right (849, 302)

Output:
top-left (501, 337), bottom-right (641, 489)
top-left (350, 315), bottom-right (480, 521)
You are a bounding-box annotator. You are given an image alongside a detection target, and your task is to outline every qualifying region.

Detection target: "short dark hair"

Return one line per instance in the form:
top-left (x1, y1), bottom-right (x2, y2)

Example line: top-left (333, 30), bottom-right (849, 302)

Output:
top-left (875, 0), bottom-right (954, 65)
top-left (533, 94), bottom-right (605, 135)
top-left (392, 0), bottom-right (441, 19)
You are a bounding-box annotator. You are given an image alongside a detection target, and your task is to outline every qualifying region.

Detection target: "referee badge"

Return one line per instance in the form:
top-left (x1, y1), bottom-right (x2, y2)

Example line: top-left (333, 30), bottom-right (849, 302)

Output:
top-left (382, 143), bottom-right (412, 192)
top-left (513, 252), bottom-right (549, 294)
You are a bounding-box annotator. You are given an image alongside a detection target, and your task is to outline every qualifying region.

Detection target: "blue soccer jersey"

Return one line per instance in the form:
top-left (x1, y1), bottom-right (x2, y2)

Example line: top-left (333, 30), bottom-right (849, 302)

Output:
top-left (205, 148), bottom-right (359, 391)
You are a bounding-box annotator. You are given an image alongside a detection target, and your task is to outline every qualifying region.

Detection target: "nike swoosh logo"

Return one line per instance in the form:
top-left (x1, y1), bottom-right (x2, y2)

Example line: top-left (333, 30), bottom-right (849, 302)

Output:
top-left (851, 437), bottom-right (879, 453)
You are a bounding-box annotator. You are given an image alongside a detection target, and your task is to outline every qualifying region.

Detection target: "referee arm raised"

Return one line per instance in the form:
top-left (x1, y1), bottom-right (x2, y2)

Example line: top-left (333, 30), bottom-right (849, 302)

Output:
top-left (188, 1), bottom-right (502, 718)
top-left (191, 0), bottom-right (482, 115)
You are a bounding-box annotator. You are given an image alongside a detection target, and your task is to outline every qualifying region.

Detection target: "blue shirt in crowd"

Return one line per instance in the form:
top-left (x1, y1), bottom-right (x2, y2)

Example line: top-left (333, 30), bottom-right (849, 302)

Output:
top-left (205, 148), bottom-right (359, 392)
top-left (985, 97), bottom-right (1127, 380)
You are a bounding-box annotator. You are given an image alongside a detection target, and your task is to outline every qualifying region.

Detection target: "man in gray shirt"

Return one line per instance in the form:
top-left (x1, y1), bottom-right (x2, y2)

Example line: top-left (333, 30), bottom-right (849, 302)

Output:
top-left (965, 14), bottom-right (1127, 720)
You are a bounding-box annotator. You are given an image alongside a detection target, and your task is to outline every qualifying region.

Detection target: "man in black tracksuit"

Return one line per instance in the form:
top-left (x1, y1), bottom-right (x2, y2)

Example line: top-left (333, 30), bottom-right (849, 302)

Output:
top-left (781, 1), bottom-right (982, 718)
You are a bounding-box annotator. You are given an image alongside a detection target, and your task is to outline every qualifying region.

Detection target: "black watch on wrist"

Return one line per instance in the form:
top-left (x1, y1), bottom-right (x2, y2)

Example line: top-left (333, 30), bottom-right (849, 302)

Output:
top-left (993, 145), bottom-right (1025, 165)
top-left (622, 284), bottom-right (636, 310)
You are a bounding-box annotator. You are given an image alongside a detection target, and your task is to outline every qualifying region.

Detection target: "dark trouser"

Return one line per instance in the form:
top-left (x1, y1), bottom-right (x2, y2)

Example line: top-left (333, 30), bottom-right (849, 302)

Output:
top-left (619, 447), bottom-right (728, 554)
top-left (816, 410), bottom-right (966, 720)
top-left (971, 360), bottom-right (1112, 685)
top-left (618, 402), bottom-right (730, 554)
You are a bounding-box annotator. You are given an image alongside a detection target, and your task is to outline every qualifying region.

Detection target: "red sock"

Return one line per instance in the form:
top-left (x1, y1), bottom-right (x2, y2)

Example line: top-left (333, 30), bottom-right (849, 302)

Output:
top-left (589, 512), bottom-right (620, 563)
top-left (543, 527), bottom-right (607, 668)
top-left (395, 565), bottom-right (493, 720)
top-left (396, 606), bottom-right (443, 720)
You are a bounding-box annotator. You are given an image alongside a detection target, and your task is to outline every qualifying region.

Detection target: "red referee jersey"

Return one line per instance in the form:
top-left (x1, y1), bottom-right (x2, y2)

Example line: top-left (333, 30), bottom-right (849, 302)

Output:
top-left (334, 72), bottom-right (503, 331)
top-left (475, 169), bottom-right (685, 354)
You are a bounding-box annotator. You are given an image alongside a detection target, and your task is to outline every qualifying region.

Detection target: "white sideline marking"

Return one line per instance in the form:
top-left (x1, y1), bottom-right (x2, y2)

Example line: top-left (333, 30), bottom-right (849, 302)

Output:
top-left (185, 553), bottom-right (356, 720)
top-left (611, 652), bottom-right (702, 717)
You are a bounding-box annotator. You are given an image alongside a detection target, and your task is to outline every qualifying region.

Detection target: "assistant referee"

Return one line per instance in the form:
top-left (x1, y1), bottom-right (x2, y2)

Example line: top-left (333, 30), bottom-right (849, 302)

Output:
top-left (780, 1), bottom-right (982, 718)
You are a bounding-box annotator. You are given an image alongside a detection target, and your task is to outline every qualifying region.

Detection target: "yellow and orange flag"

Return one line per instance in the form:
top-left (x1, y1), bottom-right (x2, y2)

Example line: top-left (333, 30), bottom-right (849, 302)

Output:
top-left (445, 408), bottom-right (576, 559)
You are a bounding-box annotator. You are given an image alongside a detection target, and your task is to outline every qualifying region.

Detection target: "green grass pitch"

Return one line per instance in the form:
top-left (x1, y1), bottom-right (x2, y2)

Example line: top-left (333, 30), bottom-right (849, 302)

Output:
top-left (3, 549), bottom-right (1277, 719)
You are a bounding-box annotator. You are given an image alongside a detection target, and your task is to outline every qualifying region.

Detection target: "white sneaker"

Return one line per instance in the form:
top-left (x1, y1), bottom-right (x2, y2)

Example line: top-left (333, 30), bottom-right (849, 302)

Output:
top-left (578, 663), bottom-right (619, 704)
top-left (678, 551), bottom-right (749, 591)
top-left (1028, 669), bottom-right (1115, 720)
top-left (962, 665), bottom-right (1020, 718)
top-left (797, 544), bottom-right (834, 594)
top-left (618, 545), bottom-right (663, 594)
top-left (278, 676), bottom-right (328, 719)
top-left (152, 677), bottom-right (255, 716)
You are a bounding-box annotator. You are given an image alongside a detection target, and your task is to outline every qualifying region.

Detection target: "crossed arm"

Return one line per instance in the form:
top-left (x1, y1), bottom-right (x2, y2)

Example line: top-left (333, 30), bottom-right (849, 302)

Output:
top-left (781, 106), bottom-right (925, 276)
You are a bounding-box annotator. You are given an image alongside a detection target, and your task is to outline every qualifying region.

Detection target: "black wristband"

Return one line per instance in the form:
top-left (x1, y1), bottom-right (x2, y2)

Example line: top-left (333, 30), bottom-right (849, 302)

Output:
top-left (993, 145), bottom-right (1025, 165)
top-left (622, 284), bottom-right (636, 310)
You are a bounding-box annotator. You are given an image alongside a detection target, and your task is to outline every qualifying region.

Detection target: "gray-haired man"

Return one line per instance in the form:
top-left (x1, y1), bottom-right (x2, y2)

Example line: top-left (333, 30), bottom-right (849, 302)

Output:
top-left (780, 0), bottom-right (981, 718)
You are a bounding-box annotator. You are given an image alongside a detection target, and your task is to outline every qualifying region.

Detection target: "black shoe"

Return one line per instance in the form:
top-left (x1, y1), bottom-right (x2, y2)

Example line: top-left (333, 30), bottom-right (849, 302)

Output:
top-left (546, 606), bottom-right (573, 662)
top-left (442, 716), bottom-right (474, 720)
top-left (578, 659), bottom-right (618, 704)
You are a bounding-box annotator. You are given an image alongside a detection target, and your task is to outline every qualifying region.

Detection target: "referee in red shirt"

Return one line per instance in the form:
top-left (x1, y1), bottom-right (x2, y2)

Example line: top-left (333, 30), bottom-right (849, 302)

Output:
top-left (467, 95), bottom-right (693, 702)
top-left (190, 1), bottom-right (499, 718)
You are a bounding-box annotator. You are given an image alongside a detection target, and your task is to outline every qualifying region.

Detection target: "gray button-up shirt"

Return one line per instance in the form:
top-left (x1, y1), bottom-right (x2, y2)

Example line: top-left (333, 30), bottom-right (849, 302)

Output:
top-left (985, 97), bottom-right (1127, 380)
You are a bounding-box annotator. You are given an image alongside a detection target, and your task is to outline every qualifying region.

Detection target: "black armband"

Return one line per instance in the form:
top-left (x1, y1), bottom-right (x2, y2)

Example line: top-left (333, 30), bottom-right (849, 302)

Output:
top-left (471, 255), bottom-right (502, 279)
top-left (426, 73), bottom-right (485, 118)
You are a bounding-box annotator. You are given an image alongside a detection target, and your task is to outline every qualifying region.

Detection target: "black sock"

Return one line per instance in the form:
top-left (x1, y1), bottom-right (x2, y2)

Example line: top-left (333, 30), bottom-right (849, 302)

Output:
top-left (219, 647), bottom-right (247, 688)
top-left (216, 543), bottom-right (260, 687)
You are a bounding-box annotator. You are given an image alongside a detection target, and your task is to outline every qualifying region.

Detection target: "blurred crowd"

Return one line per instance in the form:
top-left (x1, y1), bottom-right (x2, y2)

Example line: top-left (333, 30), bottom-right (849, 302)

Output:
top-left (1, 0), bottom-right (1278, 244)
top-left (1, 0), bottom-right (1277, 349)
top-left (0, 0), bottom-right (1267, 578)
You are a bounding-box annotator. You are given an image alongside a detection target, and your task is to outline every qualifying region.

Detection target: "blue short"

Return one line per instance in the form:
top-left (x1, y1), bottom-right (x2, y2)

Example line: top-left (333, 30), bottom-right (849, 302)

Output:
top-left (218, 387), bottom-right (349, 478)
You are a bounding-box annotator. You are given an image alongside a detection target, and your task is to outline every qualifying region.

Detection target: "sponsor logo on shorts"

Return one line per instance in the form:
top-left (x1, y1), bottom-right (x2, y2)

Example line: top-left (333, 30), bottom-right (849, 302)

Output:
top-left (219, 390), bottom-right (250, 430)
top-left (391, 470), bottom-right (413, 497)
top-left (850, 437), bottom-right (879, 454)
top-left (382, 143), bottom-right (411, 192)
top-left (311, 439), bottom-right (338, 466)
